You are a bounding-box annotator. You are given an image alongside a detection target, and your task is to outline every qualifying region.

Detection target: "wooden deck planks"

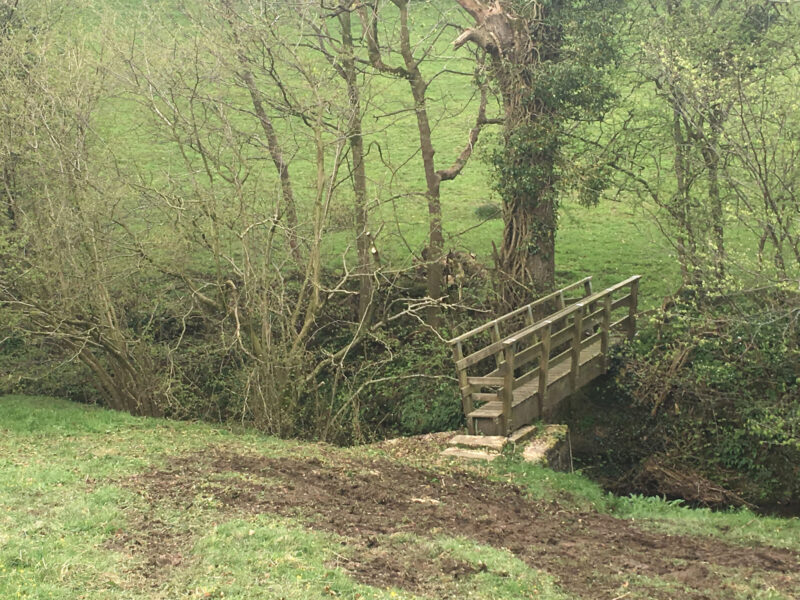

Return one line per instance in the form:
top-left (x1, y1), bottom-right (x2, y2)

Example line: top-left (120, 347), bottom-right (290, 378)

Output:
top-left (467, 339), bottom-right (613, 421)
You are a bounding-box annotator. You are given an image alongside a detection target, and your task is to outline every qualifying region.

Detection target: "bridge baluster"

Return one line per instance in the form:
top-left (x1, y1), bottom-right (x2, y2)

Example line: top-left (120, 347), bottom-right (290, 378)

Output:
top-left (491, 323), bottom-right (503, 370)
top-left (570, 303), bottom-right (585, 392)
top-left (502, 342), bottom-right (516, 435)
top-left (538, 321), bottom-right (552, 419)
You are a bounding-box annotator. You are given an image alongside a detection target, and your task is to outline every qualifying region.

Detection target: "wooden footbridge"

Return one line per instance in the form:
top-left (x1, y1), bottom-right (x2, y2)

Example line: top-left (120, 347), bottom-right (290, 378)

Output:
top-left (448, 276), bottom-right (640, 438)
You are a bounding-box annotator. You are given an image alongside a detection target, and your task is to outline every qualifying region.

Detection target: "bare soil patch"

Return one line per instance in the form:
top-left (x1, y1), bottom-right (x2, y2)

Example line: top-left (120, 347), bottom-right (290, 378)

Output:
top-left (121, 448), bottom-right (799, 599)
top-left (333, 539), bottom-right (487, 598)
top-left (104, 515), bottom-right (186, 587)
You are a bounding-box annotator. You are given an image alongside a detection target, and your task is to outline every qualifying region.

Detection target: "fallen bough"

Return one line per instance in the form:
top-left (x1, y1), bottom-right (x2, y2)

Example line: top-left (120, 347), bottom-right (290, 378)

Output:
top-left (618, 457), bottom-right (755, 510)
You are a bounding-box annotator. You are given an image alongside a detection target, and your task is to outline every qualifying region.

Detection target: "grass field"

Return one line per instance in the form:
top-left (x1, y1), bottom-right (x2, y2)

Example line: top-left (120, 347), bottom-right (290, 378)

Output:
top-left (84, 0), bottom-right (684, 311)
top-left (1, 395), bottom-right (798, 599)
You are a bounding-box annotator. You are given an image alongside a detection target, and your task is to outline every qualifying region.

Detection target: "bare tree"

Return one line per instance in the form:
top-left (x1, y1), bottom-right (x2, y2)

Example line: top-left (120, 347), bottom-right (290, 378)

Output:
top-left (0, 4), bottom-right (170, 415)
top-left (725, 53), bottom-right (800, 276)
top-left (105, 0), bottom-right (449, 438)
top-left (622, 0), bottom-right (793, 290)
top-left (357, 0), bottom-right (492, 321)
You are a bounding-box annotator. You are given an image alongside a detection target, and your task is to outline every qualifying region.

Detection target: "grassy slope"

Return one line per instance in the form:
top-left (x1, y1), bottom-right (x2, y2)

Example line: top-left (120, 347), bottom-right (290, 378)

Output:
top-left (85, 0), bottom-right (796, 317)
top-left (91, 0), bottom-right (680, 311)
top-left (1, 395), bottom-right (798, 599)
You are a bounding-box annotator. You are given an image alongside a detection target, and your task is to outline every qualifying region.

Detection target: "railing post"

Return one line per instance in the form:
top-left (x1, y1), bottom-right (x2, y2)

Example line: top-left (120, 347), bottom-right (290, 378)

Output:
top-left (584, 277), bottom-right (598, 330)
top-left (570, 303), bottom-right (585, 392)
top-left (491, 323), bottom-right (503, 371)
top-left (601, 293), bottom-right (612, 372)
top-left (583, 277), bottom-right (593, 299)
top-left (502, 342), bottom-right (516, 435)
top-left (553, 291), bottom-right (566, 332)
top-left (538, 321), bottom-right (551, 419)
top-left (627, 278), bottom-right (640, 340)
top-left (525, 305), bottom-right (535, 327)
top-left (453, 341), bottom-right (474, 434)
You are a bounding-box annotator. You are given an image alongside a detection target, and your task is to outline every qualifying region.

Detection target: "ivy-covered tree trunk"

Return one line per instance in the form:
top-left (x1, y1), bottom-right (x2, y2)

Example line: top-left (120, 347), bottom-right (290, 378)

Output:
top-left (454, 0), bottom-right (619, 305)
top-left (454, 0), bottom-right (562, 303)
top-left (493, 120), bottom-right (559, 300)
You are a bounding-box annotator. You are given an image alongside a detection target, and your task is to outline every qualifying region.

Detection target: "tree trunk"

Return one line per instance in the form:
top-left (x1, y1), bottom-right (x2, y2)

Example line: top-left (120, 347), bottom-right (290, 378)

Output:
top-left (361, 0), bottom-right (488, 322)
top-left (395, 0), bottom-right (444, 319)
top-left (669, 101), bottom-right (701, 288)
top-left (702, 114), bottom-right (724, 280)
top-left (338, 8), bottom-right (374, 323)
top-left (221, 0), bottom-right (302, 265)
top-left (495, 134), bottom-right (557, 301)
top-left (2, 163), bottom-right (18, 230)
top-left (454, 0), bottom-right (560, 305)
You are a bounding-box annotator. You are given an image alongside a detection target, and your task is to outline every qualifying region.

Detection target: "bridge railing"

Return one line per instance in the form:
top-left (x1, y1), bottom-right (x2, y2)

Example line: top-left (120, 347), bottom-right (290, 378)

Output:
top-left (449, 276), bottom-right (640, 435)
top-left (448, 277), bottom-right (595, 424)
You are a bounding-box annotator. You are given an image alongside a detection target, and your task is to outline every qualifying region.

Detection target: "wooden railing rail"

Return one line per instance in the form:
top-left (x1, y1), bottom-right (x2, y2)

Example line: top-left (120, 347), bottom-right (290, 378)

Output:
top-left (447, 276), bottom-right (592, 346)
top-left (501, 275), bottom-right (640, 347)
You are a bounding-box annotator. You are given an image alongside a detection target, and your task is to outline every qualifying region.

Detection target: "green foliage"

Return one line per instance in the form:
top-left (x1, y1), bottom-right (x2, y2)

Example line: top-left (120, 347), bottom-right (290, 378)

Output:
top-left (616, 286), bottom-right (800, 504)
top-left (491, 122), bottom-right (560, 214)
top-left (359, 325), bottom-right (464, 439)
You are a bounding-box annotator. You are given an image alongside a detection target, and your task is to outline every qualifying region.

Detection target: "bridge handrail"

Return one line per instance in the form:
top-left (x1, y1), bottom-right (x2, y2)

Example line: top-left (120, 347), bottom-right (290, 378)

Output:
top-left (447, 276), bottom-right (592, 346)
top-left (450, 274), bottom-right (641, 436)
top-left (502, 275), bottom-right (641, 347)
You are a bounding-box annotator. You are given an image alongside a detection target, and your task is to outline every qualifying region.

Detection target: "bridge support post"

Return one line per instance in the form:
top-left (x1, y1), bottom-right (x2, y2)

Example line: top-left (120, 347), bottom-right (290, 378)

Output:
top-left (583, 279), bottom-right (596, 321)
top-left (601, 294), bottom-right (612, 372)
top-left (538, 321), bottom-right (551, 419)
top-left (570, 303), bottom-right (584, 392)
top-left (502, 342), bottom-right (516, 435)
top-left (453, 341), bottom-right (475, 434)
top-left (627, 278), bottom-right (640, 340)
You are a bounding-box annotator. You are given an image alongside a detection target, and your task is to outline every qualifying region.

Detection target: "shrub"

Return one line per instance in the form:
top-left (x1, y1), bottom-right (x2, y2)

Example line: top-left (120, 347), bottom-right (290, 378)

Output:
top-left (615, 286), bottom-right (800, 505)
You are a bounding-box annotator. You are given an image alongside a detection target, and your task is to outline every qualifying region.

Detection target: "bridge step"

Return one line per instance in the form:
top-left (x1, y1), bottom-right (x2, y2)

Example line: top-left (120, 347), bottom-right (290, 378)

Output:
top-left (508, 424), bottom-right (538, 444)
top-left (441, 425), bottom-right (571, 470)
top-left (441, 447), bottom-right (499, 462)
top-left (449, 434), bottom-right (507, 451)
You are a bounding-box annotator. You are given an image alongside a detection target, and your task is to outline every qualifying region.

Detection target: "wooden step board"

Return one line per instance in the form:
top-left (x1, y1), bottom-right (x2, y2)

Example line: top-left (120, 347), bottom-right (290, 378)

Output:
top-left (449, 434), bottom-right (507, 451)
top-left (441, 447), bottom-right (499, 462)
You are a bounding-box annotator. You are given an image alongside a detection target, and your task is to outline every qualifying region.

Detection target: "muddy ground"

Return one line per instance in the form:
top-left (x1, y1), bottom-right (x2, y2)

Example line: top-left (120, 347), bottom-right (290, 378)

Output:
top-left (116, 446), bottom-right (799, 599)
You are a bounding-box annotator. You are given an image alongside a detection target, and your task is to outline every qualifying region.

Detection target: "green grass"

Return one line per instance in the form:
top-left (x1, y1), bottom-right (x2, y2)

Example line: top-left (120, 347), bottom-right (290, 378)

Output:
top-left (0, 395), bottom-right (564, 600)
top-left (493, 453), bottom-right (800, 551)
top-left (90, 0), bottom-right (791, 315)
top-left (82, 0), bottom-right (686, 312)
top-left (1, 395), bottom-right (798, 599)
